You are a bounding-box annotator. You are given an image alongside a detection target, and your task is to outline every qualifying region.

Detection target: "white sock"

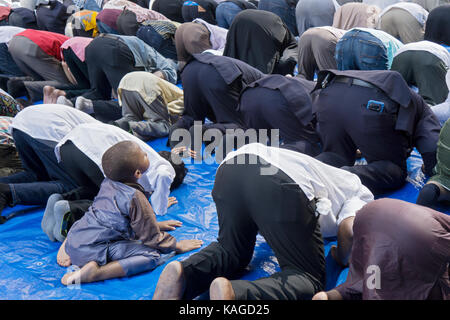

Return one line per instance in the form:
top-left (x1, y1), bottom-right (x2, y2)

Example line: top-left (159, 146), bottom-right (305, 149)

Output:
top-left (75, 96), bottom-right (94, 114)
top-left (56, 95), bottom-right (74, 107)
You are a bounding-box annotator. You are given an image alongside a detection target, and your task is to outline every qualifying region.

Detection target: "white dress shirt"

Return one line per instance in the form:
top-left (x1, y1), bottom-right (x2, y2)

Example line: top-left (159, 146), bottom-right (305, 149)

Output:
top-left (10, 104), bottom-right (99, 143)
top-left (55, 123), bottom-right (175, 216)
top-left (222, 143), bottom-right (374, 238)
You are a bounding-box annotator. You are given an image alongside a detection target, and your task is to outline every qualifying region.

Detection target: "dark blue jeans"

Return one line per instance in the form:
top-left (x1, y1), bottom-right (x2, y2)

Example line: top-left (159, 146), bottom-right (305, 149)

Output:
top-left (335, 29), bottom-right (389, 71)
top-left (0, 43), bottom-right (25, 77)
top-left (96, 21), bottom-right (119, 35)
top-left (0, 129), bottom-right (78, 206)
top-left (258, 0), bottom-right (298, 36)
top-left (216, 2), bottom-right (242, 29)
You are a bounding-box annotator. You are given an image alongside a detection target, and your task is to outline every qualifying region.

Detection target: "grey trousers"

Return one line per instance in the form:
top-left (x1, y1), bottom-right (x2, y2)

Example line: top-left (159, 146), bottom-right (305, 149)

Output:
top-left (8, 36), bottom-right (69, 83)
top-left (297, 28), bottom-right (339, 81)
top-left (115, 90), bottom-right (172, 141)
top-left (379, 8), bottom-right (424, 44)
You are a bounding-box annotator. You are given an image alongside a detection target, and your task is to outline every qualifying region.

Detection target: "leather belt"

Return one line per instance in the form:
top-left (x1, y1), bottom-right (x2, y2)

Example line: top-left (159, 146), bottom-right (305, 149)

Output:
top-left (333, 76), bottom-right (376, 89)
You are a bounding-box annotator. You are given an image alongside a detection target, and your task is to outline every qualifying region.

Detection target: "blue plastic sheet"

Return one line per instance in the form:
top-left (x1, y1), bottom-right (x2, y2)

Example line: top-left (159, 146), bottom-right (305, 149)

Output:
top-left (0, 138), bottom-right (448, 299)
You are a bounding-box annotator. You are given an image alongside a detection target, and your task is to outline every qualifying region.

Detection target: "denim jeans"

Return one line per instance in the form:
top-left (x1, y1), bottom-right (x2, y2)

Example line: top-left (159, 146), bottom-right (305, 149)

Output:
top-left (259, 0), bottom-right (298, 36)
top-left (431, 101), bottom-right (450, 127)
top-left (96, 21), bottom-right (119, 35)
top-left (216, 2), bottom-right (242, 29)
top-left (335, 29), bottom-right (389, 71)
top-left (0, 129), bottom-right (78, 206)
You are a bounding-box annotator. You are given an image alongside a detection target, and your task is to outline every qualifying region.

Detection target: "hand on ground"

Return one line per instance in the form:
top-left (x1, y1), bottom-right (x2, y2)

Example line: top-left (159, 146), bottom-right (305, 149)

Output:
top-left (159, 219), bottom-right (182, 231)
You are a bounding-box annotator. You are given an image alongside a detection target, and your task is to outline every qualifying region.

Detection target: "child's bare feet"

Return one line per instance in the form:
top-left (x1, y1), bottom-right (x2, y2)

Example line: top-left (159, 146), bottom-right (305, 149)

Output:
top-left (61, 261), bottom-right (99, 286)
top-left (153, 261), bottom-right (185, 300)
top-left (57, 239), bottom-right (71, 267)
top-left (175, 239), bottom-right (203, 253)
top-left (43, 86), bottom-right (55, 104)
top-left (210, 277), bottom-right (236, 300)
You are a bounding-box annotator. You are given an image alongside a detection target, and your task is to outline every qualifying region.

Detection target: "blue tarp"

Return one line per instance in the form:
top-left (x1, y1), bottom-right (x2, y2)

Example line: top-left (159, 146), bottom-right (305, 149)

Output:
top-left (0, 137), bottom-right (448, 299)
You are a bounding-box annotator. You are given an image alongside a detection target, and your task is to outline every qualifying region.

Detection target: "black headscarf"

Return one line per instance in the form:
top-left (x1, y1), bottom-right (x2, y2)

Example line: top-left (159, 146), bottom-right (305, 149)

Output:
top-left (152, 0), bottom-right (184, 23)
top-left (424, 4), bottom-right (450, 46)
top-left (223, 9), bottom-right (297, 75)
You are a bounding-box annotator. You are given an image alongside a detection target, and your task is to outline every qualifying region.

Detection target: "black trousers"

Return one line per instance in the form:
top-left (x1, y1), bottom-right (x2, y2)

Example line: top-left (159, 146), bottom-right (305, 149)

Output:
top-left (181, 155), bottom-right (325, 300)
top-left (169, 59), bottom-right (247, 149)
top-left (59, 47), bottom-right (90, 98)
top-left (239, 86), bottom-right (321, 156)
top-left (59, 140), bottom-right (104, 201)
top-left (83, 36), bottom-right (144, 101)
top-left (315, 81), bottom-right (409, 195)
top-left (59, 140), bottom-right (105, 228)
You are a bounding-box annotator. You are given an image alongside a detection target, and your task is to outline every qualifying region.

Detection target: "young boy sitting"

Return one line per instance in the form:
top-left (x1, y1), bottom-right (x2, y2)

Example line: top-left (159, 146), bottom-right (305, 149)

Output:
top-left (58, 141), bottom-right (203, 285)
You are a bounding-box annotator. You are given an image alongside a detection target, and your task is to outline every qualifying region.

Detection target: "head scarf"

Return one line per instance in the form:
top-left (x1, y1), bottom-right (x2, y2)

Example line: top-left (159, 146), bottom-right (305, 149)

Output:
top-left (175, 21), bottom-right (211, 69)
top-left (223, 9), bottom-right (288, 74)
top-left (332, 3), bottom-right (381, 29)
top-left (424, 4), bottom-right (450, 46)
top-left (152, 0), bottom-right (185, 23)
top-left (335, 198), bottom-right (450, 300)
top-left (429, 118), bottom-right (450, 190)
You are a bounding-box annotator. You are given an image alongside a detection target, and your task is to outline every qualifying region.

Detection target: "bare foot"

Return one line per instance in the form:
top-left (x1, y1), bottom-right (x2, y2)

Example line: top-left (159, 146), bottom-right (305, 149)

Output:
top-left (153, 261), bottom-right (185, 300)
top-left (312, 292), bottom-right (329, 300)
top-left (51, 89), bottom-right (66, 104)
top-left (57, 239), bottom-right (71, 267)
top-left (210, 277), bottom-right (235, 300)
top-left (175, 239), bottom-right (203, 253)
top-left (43, 86), bottom-right (55, 104)
top-left (61, 261), bottom-right (99, 286)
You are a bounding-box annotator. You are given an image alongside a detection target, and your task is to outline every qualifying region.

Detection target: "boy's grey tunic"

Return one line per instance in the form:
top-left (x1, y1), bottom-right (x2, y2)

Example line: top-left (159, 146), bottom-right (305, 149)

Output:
top-left (66, 178), bottom-right (176, 275)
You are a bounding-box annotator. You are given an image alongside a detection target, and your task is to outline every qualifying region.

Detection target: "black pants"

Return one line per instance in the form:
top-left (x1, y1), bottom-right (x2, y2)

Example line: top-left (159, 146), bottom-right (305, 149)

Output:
top-left (59, 140), bottom-right (104, 201)
top-left (239, 86), bottom-right (321, 156)
top-left (59, 47), bottom-right (90, 98)
top-left (391, 50), bottom-right (449, 106)
top-left (181, 155), bottom-right (325, 300)
top-left (169, 59), bottom-right (246, 149)
top-left (315, 80), bottom-right (409, 195)
top-left (83, 36), bottom-right (144, 101)
top-left (59, 140), bottom-right (104, 228)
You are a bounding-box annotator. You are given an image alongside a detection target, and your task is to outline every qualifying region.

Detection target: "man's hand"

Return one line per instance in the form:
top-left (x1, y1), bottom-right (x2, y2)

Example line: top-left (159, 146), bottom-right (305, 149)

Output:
top-left (167, 196), bottom-right (178, 208)
top-left (158, 219), bottom-right (183, 231)
top-left (175, 239), bottom-right (203, 253)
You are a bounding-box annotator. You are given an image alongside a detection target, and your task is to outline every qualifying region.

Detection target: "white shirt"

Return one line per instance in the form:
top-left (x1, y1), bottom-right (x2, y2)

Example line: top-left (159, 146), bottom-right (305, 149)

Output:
top-left (379, 2), bottom-right (429, 26)
top-left (222, 143), bottom-right (374, 238)
top-left (10, 104), bottom-right (99, 143)
top-left (0, 26), bottom-right (25, 45)
top-left (394, 41), bottom-right (450, 97)
top-left (55, 123), bottom-right (175, 216)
